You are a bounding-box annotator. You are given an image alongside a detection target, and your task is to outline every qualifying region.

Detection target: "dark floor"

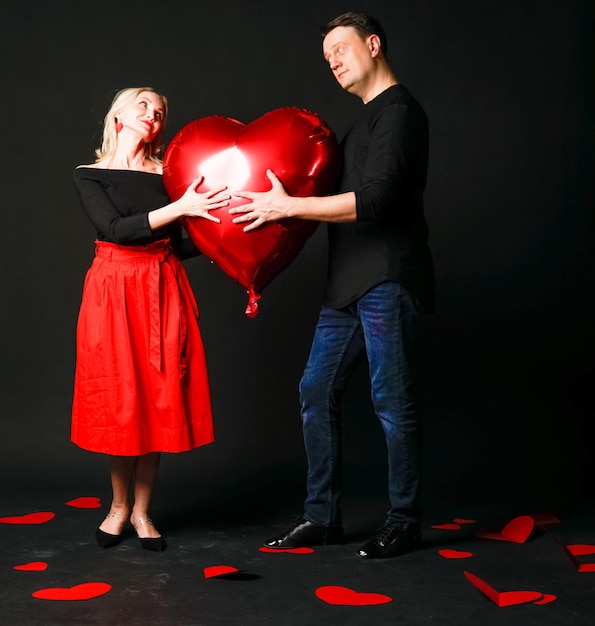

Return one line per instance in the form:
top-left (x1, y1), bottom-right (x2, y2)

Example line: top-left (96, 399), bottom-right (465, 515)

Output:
top-left (1, 471), bottom-right (594, 626)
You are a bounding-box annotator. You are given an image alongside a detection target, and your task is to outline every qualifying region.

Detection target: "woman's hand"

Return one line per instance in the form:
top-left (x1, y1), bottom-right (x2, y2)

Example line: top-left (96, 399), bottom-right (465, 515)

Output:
top-left (176, 176), bottom-right (230, 223)
top-left (230, 170), bottom-right (292, 232)
top-left (148, 176), bottom-right (230, 231)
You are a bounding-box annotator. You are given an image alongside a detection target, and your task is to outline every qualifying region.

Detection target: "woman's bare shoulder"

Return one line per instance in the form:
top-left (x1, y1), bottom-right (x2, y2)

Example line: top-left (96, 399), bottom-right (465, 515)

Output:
top-left (76, 162), bottom-right (107, 169)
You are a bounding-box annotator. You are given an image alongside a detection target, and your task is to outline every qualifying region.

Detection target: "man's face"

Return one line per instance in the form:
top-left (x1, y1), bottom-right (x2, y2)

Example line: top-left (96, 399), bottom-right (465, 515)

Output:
top-left (322, 26), bottom-right (375, 95)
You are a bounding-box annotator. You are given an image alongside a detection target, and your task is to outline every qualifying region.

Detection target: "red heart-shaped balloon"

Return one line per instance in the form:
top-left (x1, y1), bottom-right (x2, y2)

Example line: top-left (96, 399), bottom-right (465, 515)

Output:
top-left (315, 585), bottom-right (392, 606)
top-left (163, 107), bottom-right (342, 316)
top-left (32, 582), bottom-right (112, 601)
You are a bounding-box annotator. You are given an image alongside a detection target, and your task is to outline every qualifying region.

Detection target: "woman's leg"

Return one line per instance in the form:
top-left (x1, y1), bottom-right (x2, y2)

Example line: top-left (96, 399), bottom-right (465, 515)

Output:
top-left (99, 455), bottom-right (135, 535)
top-left (130, 452), bottom-right (162, 539)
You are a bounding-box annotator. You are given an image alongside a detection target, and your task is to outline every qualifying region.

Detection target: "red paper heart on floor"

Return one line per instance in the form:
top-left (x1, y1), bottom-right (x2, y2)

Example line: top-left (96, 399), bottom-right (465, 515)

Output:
top-left (315, 585), bottom-right (392, 606)
top-left (439, 549), bottom-right (473, 559)
top-left (567, 544), bottom-right (595, 557)
top-left (163, 107), bottom-right (342, 317)
top-left (534, 594), bottom-right (558, 605)
top-left (259, 546), bottom-right (314, 554)
top-left (464, 571), bottom-right (549, 607)
top-left (499, 515), bottom-right (535, 542)
top-left (0, 512), bottom-right (55, 525)
top-left (432, 523), bottom-right (461, 531)
top-left (497, 590), bottom-right (545, 607)
top-left (65, 497), bottom-right (101, 509)
top-left (453, 518), bottom-right (476, 525)
top-left (563, 544), bottom-right (595, 573)
top-left (577, 563), bottom-right (595, 573)
top-left (14, 562), bottom-right (48, 571)
top-left (32, 582), bottom-right (111, 601)
top-left (530, 513), bottom-right (560, 526)
top-left (476, 515), bottom-right (534, 543)
top-left (204, 565), bottom-right (239, 579)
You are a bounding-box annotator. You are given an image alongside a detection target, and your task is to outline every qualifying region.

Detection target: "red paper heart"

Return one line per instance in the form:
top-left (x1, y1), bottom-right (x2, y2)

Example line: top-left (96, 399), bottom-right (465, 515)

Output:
top-left (476, 515), bottom-right (534, 543)
top-left (259, 546), bottom-right (314, 554)
top-left (204, 565), bottom-right (239, 579)
top-left (163, 107), bottom-right (342, 317)
top-left (534, 594), bottom-right (558, 605)
top-left (567, 544), bottom-right (595, 557)
top-left (65, 497), bottom-right (101, 509)
top-left (497, 590), bottom-right (545, 607)
top-left (530, 513), bottom-right (560, 526)
top-left (464, 571), bottom-right (550, 607)
top-left (564, 544), bottom-right (595, 573)
top-left (0, 512), bottom-right (55, 525)
top-left (432, 523), bottom-right (461, 531)
top-left (453, 518), bottom-right (476, 525)
top-left (577, 563), bottom-right (595, 573)
top-left (315, 585), bottom-right (392, 606)
top-left (499, 515), bottom-right (535, 542)
top-left (14, 562), bottom-right (48, 571)
top-left (32, 582), bottom-right (111, 601)
top-left (439, 549), bottom-right (473, 559)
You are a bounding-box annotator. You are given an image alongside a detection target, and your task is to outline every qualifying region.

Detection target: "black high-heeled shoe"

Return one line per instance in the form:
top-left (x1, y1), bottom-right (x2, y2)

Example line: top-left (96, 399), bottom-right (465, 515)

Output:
top-left (95, 526), bottom-right (123, 549)
top-left (139, 536), bottom-right (167, 552)
top-left (132, 516), bottom-right (167, 552)
top-left (95, 510), bottom-right (126, 549)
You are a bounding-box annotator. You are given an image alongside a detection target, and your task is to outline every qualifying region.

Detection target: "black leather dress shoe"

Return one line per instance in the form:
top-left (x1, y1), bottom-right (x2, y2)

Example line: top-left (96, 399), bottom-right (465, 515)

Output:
top-left (263, 518), bottom-right (344, 549)
top-left (356, 522), bottom-right (421, 559)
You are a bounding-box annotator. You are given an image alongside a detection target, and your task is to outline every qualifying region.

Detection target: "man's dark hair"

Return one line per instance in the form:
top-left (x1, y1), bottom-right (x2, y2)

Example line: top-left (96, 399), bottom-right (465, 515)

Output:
top-left (320, 11), bottom-right (388, 57)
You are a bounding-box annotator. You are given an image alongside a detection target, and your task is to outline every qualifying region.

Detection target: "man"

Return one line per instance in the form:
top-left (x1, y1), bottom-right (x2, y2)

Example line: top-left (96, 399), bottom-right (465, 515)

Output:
top-left (231, 11), bottom-right (434, 559)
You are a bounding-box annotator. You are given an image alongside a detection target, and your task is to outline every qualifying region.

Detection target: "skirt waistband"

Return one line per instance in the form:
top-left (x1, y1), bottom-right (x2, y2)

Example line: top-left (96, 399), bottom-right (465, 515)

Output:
top-left (95, 239), bottom-right (173, 261)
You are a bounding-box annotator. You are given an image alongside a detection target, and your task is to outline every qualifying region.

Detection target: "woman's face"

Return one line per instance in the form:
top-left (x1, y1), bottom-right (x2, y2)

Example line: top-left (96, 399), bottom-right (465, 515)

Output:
top-left (118, 91), bottom-right (165, 142)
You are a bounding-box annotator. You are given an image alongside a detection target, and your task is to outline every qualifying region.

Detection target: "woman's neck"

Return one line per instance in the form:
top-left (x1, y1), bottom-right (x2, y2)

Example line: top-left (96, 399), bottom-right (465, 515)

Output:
top-left (108, 138), bottom-right (159, 172)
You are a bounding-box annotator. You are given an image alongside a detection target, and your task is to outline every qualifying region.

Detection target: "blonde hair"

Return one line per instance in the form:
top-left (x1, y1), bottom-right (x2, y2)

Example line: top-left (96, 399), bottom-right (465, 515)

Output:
top-left (95, 87), bottom-right (169, 165)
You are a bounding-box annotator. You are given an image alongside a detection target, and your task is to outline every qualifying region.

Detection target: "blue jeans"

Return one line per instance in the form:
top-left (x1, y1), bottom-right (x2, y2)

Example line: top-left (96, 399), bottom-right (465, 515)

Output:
top-left (299, 281), bottom-right (424, 527)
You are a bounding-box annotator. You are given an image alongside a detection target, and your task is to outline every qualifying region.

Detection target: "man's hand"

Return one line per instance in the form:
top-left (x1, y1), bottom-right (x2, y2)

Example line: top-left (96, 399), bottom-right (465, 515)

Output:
top-left (230, 170), bottom-right (292, 232)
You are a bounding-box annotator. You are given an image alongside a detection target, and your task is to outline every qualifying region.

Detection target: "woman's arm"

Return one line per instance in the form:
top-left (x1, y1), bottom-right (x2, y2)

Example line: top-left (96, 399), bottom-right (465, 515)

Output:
top-left (148, 177), bottom-right (229, 230)
top-left (74, 171), bottom-right (229, 243)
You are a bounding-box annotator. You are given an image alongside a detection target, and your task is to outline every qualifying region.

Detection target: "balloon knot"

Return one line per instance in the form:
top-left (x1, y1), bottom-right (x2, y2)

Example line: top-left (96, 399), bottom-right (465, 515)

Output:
top-left (245, 291), bottom-right (261, 318)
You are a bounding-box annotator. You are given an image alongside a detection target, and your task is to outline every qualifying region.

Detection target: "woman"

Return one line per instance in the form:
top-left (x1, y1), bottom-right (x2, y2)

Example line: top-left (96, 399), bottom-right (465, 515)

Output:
top-left (72, 87), bottom-right (229, 551)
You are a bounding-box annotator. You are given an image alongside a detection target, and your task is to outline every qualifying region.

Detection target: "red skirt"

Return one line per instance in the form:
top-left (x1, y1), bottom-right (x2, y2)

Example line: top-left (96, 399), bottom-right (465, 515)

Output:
top-left (71, 240), bottom-right (214, 455)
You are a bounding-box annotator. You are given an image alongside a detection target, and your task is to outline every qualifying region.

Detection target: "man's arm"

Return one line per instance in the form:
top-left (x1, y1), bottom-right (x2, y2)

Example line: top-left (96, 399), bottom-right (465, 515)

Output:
top-left (230, 169), bottom-right (356, 232)
top-left (355, 102), bottom-right (426, 223)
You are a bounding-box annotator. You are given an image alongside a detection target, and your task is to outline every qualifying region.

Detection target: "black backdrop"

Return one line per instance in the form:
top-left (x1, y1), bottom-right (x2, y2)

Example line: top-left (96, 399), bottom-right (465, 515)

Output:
top-left (1, 0), bottom-right (593, 515)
